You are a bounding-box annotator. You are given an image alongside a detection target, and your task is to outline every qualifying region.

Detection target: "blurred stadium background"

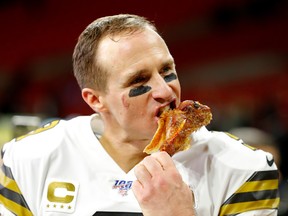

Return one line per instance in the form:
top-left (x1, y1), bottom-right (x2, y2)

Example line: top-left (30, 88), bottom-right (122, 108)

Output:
top-left (0, 0), bottom-right (287, 180)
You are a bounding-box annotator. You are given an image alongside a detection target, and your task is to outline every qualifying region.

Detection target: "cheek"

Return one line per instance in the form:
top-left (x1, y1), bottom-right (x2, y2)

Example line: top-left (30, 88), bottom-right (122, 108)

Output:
top-left (121, 94), bottom-right (145, 117)
top-left (173, 81), bottom-right (181, 101)
top-left (121, 95), bottom-right (130, 109)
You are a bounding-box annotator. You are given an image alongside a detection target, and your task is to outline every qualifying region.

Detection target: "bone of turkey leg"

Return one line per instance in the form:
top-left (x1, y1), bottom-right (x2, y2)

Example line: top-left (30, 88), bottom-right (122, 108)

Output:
top-left (143, 100), bottom-right (212, 156)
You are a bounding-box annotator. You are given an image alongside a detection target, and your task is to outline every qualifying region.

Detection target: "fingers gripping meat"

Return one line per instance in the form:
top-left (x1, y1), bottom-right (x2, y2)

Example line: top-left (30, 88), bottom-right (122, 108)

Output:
top-left (144, 100), bottom-right (212, 156)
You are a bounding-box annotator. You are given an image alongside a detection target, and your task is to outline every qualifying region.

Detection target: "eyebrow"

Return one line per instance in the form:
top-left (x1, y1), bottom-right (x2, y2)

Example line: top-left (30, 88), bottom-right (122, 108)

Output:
top-left (161, 58), bottom-right (176, 69)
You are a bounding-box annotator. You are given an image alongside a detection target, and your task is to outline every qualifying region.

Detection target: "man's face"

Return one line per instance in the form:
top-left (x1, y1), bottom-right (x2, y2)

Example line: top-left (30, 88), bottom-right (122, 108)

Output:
top-left (97, 28), bottom-right (181, 141)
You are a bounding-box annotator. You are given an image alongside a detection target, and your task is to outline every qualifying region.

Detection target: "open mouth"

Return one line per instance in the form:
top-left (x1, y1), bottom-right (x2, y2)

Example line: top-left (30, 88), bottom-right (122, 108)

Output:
top-left (156, 100), bottom-right (176, 117)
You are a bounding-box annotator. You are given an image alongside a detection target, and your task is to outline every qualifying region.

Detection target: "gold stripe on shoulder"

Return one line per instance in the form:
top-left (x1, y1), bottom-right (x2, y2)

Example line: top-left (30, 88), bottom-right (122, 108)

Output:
top-left (0, 194), bottom-right (33, 216)
top-left (224, 132), bottom-right (257, 150)
top-left (219, 198), bottom-right (280, 216)
top-left (0, 164), bottom-right (32, 214)
top-left (236, 179), bottom-right (278, 193)
top-left (16, 119), bottom-right (60, 141)
top-left (0, 167), bottom-right (22, 194)
top-left (219, 170), bottom-right (280, 215)
top-left (243, 143), bottom-right (257, 151)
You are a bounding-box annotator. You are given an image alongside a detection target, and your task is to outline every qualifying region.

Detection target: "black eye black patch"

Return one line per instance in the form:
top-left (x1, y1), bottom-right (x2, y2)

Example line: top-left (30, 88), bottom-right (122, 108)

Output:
top-left (164, 73), bottom-right (177, 83)
top-left (129, 85), bottom-right (152, 97)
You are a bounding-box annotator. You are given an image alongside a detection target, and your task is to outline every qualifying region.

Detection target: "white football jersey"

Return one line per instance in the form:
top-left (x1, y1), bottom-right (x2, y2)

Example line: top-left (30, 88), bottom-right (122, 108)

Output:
top-left (0, 114), bottom-right (279, 216)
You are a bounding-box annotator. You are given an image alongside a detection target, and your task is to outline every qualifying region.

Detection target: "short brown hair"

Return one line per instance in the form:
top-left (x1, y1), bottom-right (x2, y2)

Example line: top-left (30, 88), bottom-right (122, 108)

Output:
top-left (72, 14), bottom-right (157, 92)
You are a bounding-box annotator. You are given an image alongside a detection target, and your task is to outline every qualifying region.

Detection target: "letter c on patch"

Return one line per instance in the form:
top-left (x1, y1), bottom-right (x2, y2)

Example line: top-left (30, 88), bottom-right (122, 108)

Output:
top-left (47, 182), bottom-right (75, 203)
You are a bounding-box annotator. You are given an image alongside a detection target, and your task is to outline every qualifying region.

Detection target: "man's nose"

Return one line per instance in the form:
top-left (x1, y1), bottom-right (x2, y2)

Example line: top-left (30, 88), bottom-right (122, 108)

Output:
top-left (151, 75), bottom-right (174, 103)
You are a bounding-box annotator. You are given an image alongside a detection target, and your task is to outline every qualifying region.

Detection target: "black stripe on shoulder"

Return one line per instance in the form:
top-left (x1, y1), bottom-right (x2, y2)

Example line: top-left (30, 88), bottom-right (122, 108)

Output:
top-left (0, 186), bottom-right (30, 209)
top-left (0, 163), bottom-right (31, 211)
top-left (219, 170), bottom-right (280, 215)
top-left (1, 163), bottom-right (14, 180)
top-left (1, 148), bottom-right (4, 159)
top-left (222, 189), bottom-right (278, 205)
top-left (248, 170), bottom-right (279, 181)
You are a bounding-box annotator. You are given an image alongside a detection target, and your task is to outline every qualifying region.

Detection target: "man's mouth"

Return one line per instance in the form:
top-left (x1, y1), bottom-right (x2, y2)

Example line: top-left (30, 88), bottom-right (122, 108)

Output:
top-left (156, 101), bottom-right (176, 117)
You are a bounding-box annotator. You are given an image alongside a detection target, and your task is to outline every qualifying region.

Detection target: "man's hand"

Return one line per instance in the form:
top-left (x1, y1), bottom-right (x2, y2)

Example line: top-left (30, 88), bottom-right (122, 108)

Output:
top-left (132, 151), bottom-right (195, 216)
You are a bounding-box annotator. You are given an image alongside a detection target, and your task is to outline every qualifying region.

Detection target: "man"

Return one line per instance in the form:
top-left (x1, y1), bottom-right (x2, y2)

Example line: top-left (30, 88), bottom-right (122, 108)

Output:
top-left (0, 14), bottom-right (279, 215)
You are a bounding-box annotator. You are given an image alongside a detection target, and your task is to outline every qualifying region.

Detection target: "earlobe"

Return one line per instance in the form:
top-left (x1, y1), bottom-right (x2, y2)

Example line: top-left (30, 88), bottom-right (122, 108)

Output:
top-left (82, 88), bottom-right (105, 112)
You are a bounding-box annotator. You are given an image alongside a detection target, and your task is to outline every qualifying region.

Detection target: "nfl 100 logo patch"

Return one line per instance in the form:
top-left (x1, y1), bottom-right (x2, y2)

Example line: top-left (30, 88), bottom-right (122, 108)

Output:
top-left (112, 180), bottom-right (133, 196)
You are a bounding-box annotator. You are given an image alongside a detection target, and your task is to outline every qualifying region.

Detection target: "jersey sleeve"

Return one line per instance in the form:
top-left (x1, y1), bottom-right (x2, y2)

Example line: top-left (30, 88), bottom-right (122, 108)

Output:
top-left (219, 169), bottom-right (279, 215)
top-left (0, 119), bottom-right (62, 216)
top-left (0, 150), bottom-right (33, 216)
top-left (217, 133), bottom-right (280, 216)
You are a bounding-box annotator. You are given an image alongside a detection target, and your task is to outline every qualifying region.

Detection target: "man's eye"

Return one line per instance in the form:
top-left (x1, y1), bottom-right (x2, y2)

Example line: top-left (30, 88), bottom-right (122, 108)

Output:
top-left (131, 76), bottom-right (147, 85)
top-left (162, 66), bottom-right (172, 73)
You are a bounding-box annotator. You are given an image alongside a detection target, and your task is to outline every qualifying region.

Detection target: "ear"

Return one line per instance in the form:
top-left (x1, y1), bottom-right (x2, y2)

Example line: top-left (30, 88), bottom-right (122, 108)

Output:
top-left (82, 88), bottom-right (106, 113)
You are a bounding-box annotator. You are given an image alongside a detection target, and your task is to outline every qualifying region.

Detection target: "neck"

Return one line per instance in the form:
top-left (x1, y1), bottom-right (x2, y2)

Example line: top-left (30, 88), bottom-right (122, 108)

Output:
top-left (99, 135), bottom-right (148, 173)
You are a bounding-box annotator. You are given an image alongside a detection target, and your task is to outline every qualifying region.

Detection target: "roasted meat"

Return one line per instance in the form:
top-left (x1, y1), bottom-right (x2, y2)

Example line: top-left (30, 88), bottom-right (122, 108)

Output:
top-left (144, 100), bottom-right (212, 156)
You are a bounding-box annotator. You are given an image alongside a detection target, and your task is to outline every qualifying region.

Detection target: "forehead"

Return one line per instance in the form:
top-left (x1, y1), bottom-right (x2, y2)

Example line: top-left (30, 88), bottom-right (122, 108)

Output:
top-left (96, 28), bottom-right (172, 78)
